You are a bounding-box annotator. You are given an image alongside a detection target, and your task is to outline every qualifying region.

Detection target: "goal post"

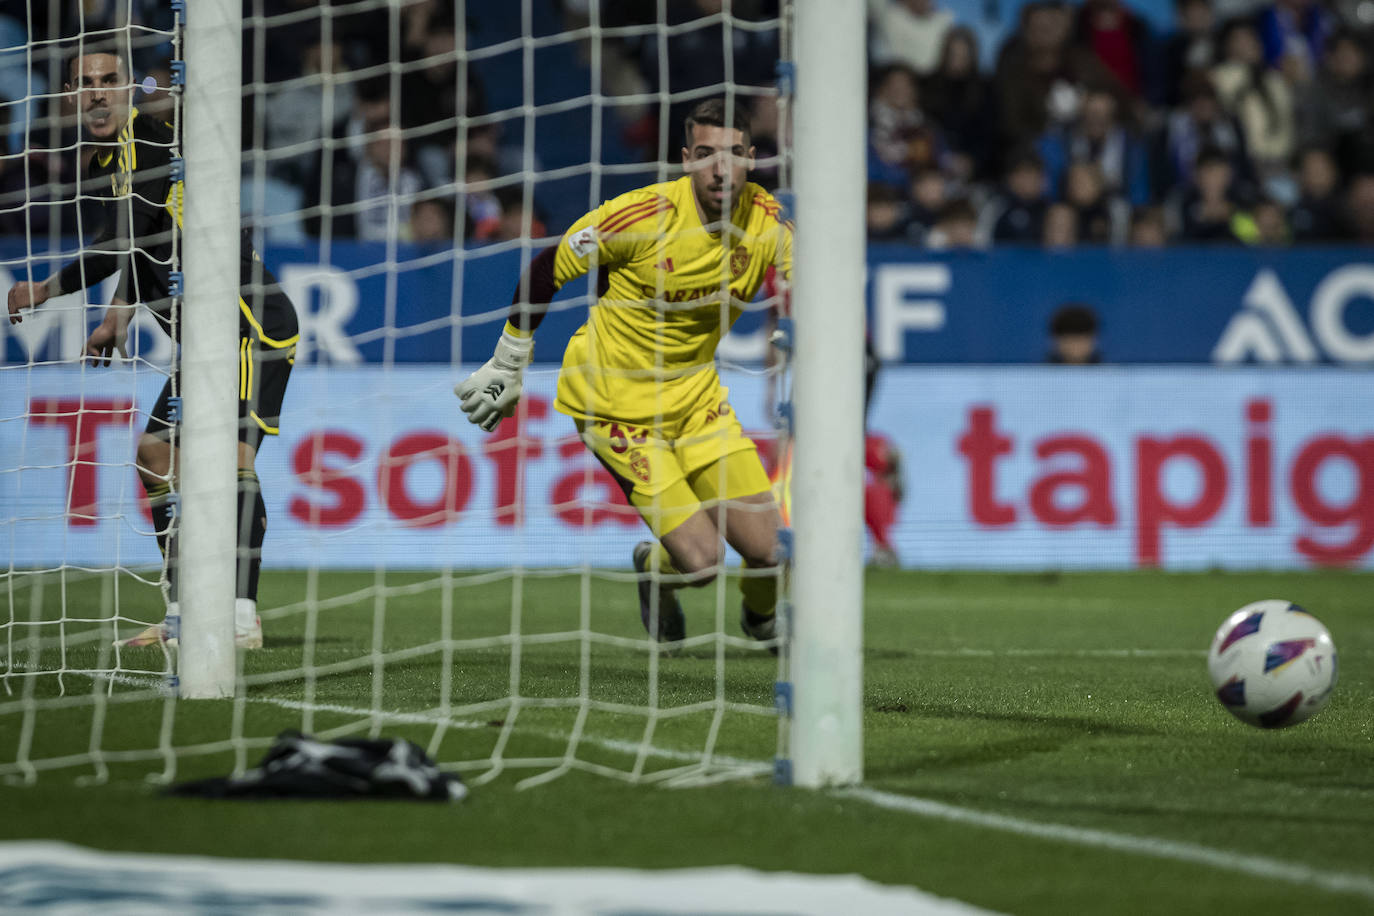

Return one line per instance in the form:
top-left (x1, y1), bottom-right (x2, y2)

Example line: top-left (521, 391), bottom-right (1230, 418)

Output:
top-left (788, 0), bottom-right (866, 788)
top-left (177, 0), bottom-right (242, 698)
top-left (1, 0), bottom-right (867, 788)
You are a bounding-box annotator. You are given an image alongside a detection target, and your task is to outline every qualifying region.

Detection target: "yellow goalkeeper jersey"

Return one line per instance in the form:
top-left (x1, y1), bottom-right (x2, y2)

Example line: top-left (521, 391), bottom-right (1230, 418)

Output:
top-left (548, 175), bottom-right (792, 426)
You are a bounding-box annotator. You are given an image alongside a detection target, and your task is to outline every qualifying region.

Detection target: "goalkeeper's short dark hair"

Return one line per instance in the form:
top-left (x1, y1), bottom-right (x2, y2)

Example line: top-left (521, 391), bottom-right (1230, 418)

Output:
top-left (684, 98), bottom-right (752, 146)
top-left (64, 39), bottom-right (132, 85)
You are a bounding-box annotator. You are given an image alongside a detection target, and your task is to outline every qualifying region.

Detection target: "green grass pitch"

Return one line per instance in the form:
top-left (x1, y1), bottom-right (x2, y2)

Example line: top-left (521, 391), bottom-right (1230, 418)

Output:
top-left (2, 568), bottom-right (1372, 915)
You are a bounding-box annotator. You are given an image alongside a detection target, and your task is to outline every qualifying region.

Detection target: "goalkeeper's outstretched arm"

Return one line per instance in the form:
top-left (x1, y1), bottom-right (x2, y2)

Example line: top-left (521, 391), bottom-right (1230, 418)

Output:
top-left (455, 246), bottom-right (563, 431)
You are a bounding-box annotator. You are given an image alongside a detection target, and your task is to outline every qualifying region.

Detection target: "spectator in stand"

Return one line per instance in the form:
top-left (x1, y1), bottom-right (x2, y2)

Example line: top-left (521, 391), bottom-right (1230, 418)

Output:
top-left (264, 38), bottom-right (353, 187)
top-left (1159, 0), bottom-right (1220, 107)
top-left (473, 185), bottom-right (547, 244)
top-left (981, 149), bottom-right (1050, 243)
top-left (868, 0), bottom-right (955, 77)
top-left (866, 183), bottom-right (912, 241)
top-left (868, 63), bottom-right (936, 188)
top-left (462, 155), bottom-right (504, 231)
top-left (1177, 145), bottom-right (1245, 241)
top-left (1289, 147), bottom-right (1348, 241)
top-left (1210, 19), bottom-right (1295, 182)
top-left (1062, 160), bottom-right (1129, 243)
top-left (1037, 84), bottom-right (1152, 206)
top-left (1255, 0), bottom-right (1333, 79)
top-left (1047, 303), bottom-right (1102, 363)
top-left (1158, 70), bottom-right (1255, 191)
top-left (409, 196), bottom-right (457, 243)
top-left (927, 197), bottom-right (980, 248)
top-left (1345, 173), bottom-right (1374, 243)
top-left (1296, 30), bottom-right (1371, 178)
top-left (749, 92), bottom-right (783, 191)
top-left (868, 63), bottom-right (945, 189)
top-left (306, 101), bottom-right (424, 239)
top-left (643, 0), bottom-right (779, 139)
top-left (922, 27), bottom-right (993, 181)
top-left (1128, 205), bottom-right (1170, 245)
top-left (0, 139), bottom-right (54, 236)
top-left (1074, 0), bottom-right (1151, 100)
top-left (993, 1), bottom-right (1120, 157)
top-left (1234, 196), bottom-right (1291, 244)
top-left (907, 166), bottom-right (948, 243)
top-left (1043, 201), bottom-right (1080, 247)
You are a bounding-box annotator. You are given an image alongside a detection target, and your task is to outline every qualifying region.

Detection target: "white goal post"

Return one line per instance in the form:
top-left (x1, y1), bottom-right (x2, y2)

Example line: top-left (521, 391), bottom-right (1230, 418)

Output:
top-left (177, 0), bottom-right (243, 699)
top-left (1, 0), bottom-right (866, 789)
top-left (788, 0), bottom-right (865, 788)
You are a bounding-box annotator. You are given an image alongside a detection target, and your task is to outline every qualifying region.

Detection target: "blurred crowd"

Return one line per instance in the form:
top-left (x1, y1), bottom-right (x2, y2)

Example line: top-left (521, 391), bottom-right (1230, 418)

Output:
top-left (0, 0), bottom-right (1370, 247)
top-left (861, 0), bottom-right (1374, 247)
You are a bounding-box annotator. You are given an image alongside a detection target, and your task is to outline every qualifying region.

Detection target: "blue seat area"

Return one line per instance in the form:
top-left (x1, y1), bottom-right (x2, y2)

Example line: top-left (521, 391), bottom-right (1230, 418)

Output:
top-left (241, 176), bottom-right (306, 245)
top-left (467, 0), bottom-right (645, 232)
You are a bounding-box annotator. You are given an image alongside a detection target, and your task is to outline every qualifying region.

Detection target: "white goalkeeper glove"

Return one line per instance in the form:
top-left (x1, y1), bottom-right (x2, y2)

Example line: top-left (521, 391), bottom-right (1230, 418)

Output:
top-left (455, 328), bottom-right (533, 432)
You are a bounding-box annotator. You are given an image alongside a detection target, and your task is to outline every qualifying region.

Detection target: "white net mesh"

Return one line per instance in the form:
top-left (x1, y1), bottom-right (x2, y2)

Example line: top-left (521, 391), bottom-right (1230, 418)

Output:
top-left (2, 0), bottom-right (799, 789)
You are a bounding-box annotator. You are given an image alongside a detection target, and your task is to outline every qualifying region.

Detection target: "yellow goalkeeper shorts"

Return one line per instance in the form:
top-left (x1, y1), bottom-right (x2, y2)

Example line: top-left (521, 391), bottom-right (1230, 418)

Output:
top-left (578, 392), bottom-right (771, 537)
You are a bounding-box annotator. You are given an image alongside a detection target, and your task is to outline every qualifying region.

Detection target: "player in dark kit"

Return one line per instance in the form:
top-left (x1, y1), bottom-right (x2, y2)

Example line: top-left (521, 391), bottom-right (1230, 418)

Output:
top-left (7, 44), bottom-right (298, 649)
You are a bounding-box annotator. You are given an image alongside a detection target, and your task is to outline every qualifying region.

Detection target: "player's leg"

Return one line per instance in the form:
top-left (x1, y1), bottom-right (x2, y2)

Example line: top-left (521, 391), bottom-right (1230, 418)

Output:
top-left (688, 454), bottom-right (782, 643)
top-left (115, 379), bottom-right (180, 647)
top-left (235, 310), bottom-right (297, 648)
top-left (579, 420), bottom-right (722, 643)
top-left (678, 403), bottom-right (782, 644)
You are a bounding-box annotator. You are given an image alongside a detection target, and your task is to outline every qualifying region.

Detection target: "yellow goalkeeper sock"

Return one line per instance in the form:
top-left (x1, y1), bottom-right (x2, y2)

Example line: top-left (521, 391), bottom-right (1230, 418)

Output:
top-left (652, 543), bottom-right (681, 579)
top-left (738, 561), bottom-right (778, 618)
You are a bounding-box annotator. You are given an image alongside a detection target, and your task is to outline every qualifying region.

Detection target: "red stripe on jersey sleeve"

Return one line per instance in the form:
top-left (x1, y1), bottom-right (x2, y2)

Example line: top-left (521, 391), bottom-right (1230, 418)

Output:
top-left (599, 198), bottom-right (666, 234)
top-left (602, 199), bottom-right (673, 237)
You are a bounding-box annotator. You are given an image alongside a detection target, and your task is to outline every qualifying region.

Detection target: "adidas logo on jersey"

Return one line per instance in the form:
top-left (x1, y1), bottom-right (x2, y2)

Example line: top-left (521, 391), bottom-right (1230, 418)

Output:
top-left (654, 257), bottom-right (675, 272)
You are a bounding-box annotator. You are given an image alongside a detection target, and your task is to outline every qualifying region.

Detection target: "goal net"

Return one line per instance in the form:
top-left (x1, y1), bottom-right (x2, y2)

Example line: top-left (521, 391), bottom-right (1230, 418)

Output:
top-left (1, 0), bottom-right (865, 789)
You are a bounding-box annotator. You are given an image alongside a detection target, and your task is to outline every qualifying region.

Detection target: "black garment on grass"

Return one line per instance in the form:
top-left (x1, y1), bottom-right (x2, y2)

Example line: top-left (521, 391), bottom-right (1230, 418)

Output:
top-left (166, 731), bottom-right (467, 802)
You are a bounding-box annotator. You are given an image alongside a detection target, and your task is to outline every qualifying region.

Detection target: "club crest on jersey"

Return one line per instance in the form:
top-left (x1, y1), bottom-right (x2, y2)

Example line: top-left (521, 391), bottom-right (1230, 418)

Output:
top-left (628, 448), bottom-right (651, 483)
top-left (567, 227), bottom-right (597, 258)
top-left (729, 245), bottom-right (750, 279)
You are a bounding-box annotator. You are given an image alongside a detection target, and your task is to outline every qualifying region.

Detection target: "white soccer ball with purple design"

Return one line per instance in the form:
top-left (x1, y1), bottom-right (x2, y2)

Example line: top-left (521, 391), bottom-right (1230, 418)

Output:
top-left (1207, 600), bottom-right (1338, 728)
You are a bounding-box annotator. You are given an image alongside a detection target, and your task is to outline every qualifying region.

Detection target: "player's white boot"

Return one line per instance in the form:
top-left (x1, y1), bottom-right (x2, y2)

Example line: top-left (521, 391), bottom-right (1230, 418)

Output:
top-left (235, 598), bottom-right (263, 650)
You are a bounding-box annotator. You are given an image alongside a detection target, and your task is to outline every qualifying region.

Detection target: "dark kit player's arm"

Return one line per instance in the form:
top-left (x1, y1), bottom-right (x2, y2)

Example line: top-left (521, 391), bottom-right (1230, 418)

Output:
top-left (46, 164), bottom-right (174, 300)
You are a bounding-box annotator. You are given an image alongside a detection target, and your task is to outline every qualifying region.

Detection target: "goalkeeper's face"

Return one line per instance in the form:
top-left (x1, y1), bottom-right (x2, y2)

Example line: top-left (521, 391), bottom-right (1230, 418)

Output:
top-left (68, 54), bottom-right (131, 141)
top-left (683, 125), bottom-right (755, 222)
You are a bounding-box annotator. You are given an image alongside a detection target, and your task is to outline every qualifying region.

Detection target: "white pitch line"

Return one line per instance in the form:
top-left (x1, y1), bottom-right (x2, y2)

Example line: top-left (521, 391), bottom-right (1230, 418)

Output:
top-left (897, 648), bottom-right (1205, 658)
top-left (30, 672), bottom-right (1374, 900)
top-left (839, 787), bottom-right (1374, 901)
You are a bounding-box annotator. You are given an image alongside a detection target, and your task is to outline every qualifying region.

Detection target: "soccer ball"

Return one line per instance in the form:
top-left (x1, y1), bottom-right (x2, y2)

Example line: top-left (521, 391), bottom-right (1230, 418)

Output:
top-left (1207, 600), bottom-right (1338, 729)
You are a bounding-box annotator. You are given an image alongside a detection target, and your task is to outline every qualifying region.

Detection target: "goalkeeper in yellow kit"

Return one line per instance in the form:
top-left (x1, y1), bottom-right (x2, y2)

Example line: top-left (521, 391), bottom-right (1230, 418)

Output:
top-left (457, 98), bottom-right (790, 647)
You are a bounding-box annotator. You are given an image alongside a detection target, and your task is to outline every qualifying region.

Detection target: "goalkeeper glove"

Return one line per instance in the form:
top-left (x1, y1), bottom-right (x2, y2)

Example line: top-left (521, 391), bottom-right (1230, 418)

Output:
top-left (455, 327), bottom-right (533, 432)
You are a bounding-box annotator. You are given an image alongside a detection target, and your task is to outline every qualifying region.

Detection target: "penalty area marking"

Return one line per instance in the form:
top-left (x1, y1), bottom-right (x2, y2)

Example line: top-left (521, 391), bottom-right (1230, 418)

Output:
top-left (840, 787), bottom-right (1374, 902)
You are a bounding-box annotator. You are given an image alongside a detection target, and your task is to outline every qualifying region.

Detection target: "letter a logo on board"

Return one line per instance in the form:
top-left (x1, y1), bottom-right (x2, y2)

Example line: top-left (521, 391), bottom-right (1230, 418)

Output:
top-left (1212, 269), bottom-right (1318, 364)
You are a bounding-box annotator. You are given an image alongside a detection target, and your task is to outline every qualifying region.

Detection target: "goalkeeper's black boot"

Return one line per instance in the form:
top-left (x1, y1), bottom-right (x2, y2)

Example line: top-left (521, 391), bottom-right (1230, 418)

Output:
top-left (633, 541), bottom-right (686, 644)
top-left (740, 602), bottom-right (779, 656)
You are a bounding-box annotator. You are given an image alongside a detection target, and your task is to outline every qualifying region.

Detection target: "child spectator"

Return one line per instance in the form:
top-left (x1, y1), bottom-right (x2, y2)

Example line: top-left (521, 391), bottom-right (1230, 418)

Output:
top-left (1043, 201), bottom-right (1080, 247)
top-left (981, 149), bottom-right (1050, 243)
top-left (1063, 160), bottom-right (1129, 243)
top-left (1128, 205), bottom-right (1170, 245)
top-left (1177, 145), bottom-right (1243, 241)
